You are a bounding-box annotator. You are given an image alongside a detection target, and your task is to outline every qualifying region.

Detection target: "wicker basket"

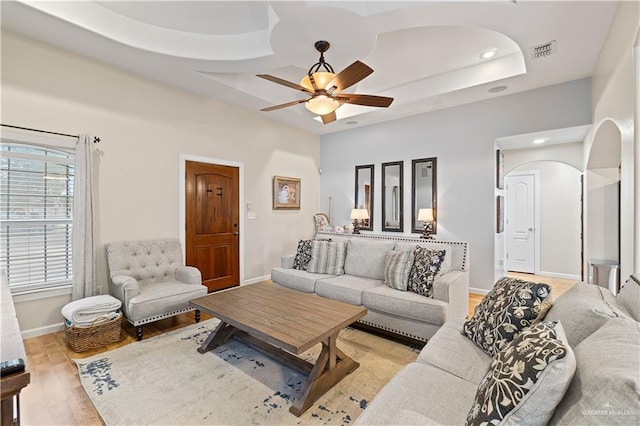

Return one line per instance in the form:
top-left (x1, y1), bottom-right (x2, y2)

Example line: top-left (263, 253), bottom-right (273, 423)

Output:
top-left (65, 314), bottom-right (122, 352)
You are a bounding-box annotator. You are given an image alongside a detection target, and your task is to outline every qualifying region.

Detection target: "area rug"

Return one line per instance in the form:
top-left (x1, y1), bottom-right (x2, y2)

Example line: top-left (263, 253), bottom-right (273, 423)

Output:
top-left (75, 319), bottom-right (420, 425)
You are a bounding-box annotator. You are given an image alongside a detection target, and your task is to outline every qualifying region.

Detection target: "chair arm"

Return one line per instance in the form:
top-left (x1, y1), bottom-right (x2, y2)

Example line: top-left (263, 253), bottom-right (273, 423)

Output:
top-left (176, 266), bottom-right (202, 285)
top-left (110, 275), bottom-right (140, 302)
top-left (281, 255), bottom-right (295, 269)
top-left (432, 271), bottom-right (469, 320)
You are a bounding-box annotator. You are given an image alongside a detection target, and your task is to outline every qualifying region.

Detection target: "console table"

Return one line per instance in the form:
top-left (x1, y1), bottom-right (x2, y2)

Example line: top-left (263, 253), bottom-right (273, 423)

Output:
top-left (1, 275), bottom-right (30, 426)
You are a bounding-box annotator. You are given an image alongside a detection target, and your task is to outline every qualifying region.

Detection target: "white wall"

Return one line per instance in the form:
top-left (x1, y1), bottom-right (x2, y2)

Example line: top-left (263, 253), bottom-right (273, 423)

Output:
top-left (320, 79), bottom-right (592, 292)
top-left (507, 162), bottom-right (582, 279)
top-left (1, 32), bottom-right (321, 335)
top-left (587, 1), bottom-right (639, 280)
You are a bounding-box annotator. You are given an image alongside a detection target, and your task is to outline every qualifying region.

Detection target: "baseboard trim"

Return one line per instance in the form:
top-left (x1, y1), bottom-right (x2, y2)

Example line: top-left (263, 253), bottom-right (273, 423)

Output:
top-left (469, 287), bottom-right (490, 296)
top-left (22, 322), bottom-right (65, 339)
top-left (243, 275), bottom-right (271, 285)
top-left (537, 271), bottom-right (581, 280)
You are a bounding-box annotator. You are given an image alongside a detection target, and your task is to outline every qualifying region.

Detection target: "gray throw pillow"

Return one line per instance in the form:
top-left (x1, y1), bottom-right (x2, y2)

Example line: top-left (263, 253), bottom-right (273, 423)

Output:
top-left (462, 277), bottom-right (553, 356)
top-left (617, 274), bottom-right (640, 321)
top-left (306, 240), bottom-right (346, 275)
top-left (292, 239), bottom-right (312, 270)
top-left (466, 321), bottom-right (575, 426)
top-left (383, 250), bottom-right (415, 291)
top-left (406, 246), bottom-right (445, 297)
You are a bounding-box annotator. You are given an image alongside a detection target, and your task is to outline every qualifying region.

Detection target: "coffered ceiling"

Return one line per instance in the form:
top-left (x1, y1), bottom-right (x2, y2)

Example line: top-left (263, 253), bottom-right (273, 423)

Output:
top-left (1, 1), bottom-right (617, 135)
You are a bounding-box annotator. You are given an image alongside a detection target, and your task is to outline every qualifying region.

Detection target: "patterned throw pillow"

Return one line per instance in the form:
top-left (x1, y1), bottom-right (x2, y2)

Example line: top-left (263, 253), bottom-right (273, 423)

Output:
top-left (292, 239), bottom-right (312, 270)
top-left (406, 246), bottom-right (445, 297)
top-left (306, 240), bottom-right (347, 275)
top-left (462, 277), bottom-right (553, 356)
top-left (383, 250), bottom-right (415, 291)
top-left (466, 321), bottom-right (575, 426)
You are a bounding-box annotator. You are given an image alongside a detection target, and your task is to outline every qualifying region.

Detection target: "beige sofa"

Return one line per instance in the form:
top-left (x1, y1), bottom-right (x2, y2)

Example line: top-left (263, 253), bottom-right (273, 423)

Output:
top-left (271, 232), bottom-right (469, 342)
top-left (355, 278), bottom-right (640, 425)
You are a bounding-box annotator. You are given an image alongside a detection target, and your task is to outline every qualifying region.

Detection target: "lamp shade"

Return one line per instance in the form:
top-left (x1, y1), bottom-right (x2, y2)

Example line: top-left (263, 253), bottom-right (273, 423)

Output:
top-left (350, 208), bottom-right (369, 220)
top-left (300, 72), bottom-right (335, 91)
top-left (305, 95), bottom-right (340, 115)
top-left (300, 72), bottom-right (341, 116)
top-left (418, 208), bottom-right (433, 222)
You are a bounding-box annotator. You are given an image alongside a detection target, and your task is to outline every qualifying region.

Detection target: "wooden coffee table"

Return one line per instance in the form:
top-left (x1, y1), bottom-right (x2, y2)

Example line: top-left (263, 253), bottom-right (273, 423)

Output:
top-left (189, 281), bottom-right (367, 416)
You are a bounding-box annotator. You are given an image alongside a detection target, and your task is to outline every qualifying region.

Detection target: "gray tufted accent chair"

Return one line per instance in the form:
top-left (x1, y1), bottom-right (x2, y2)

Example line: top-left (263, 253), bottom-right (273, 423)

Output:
top-left (106, 238), bottom-right (208, 340)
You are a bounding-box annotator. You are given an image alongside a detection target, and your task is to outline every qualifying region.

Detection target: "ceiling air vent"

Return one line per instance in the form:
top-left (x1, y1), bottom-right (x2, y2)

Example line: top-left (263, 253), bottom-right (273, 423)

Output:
top-left (531, 40), bottom-right (556, 59)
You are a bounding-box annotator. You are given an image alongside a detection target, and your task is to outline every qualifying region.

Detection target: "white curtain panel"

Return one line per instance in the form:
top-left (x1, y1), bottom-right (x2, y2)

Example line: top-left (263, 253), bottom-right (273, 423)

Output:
top-left (72, 134), bottom-right (98, 300)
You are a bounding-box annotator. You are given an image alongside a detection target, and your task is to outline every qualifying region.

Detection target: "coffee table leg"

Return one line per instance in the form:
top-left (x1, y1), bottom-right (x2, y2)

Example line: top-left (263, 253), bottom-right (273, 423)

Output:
top-left (289, 332), bottom-right (359, 417)
top-left (197, 321), bottom-right (237, 354)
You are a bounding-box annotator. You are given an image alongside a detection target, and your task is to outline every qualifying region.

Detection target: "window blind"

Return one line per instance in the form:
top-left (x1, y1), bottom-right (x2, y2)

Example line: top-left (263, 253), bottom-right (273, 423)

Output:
top-left (0, 143), bottom-right (74, 292)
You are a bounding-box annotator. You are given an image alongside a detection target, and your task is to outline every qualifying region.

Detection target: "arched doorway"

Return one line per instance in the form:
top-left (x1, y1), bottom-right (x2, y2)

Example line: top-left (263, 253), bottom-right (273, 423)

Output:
top-left (584, 119), bottom-right (622, 290)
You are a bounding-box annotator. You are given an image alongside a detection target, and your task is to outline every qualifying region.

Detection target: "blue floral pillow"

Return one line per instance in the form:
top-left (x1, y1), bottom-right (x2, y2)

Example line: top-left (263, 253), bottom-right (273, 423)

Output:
top-left (406, 246), bottom-right (445, 297)
top-left (292, 239), bottom-right (312, 270)
top-left (466, 321), bottom-right (574, 426)
top-left (462, 277), bottom-right (553, 356)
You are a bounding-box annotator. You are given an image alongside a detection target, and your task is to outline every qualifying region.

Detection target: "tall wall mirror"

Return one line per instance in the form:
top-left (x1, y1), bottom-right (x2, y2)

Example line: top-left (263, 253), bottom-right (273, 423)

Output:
top-left (355, 164), bottom-right (374, 231)
top-left (382, 161), bottom-right (403, 232)
top-left (412, 157), bottom-right (438, 234)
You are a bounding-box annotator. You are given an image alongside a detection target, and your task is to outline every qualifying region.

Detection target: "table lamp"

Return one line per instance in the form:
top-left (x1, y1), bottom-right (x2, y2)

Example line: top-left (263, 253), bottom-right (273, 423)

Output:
top-left (418, 208), bottom-right (434, 239)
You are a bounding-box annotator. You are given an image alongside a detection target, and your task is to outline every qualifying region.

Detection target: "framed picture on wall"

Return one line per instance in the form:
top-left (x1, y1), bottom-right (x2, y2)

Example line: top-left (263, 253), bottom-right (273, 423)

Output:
top-left (496, 149), bottom-right (505, 189)
top-left (273, 176), bottom-right (301, 210)
top-left (496, 195), bottom-right (504, 233)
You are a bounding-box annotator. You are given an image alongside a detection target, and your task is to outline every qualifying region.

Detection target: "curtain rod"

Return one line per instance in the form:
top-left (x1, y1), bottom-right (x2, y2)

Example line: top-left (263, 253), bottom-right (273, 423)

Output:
top-left (1, 123), bottom-right (101, 143)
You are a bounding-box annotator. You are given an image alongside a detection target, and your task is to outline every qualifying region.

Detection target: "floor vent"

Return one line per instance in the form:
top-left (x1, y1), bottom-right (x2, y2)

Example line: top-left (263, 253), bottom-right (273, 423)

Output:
top-left (531, 40), bottom-right (556, 59)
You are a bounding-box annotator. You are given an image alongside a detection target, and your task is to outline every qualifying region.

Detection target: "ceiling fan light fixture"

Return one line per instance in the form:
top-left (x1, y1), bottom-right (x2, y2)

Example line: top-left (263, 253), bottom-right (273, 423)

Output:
top-left (305, 95), bottom-right (340, 116)
top-left (300, 71), bottom-right (336, 91)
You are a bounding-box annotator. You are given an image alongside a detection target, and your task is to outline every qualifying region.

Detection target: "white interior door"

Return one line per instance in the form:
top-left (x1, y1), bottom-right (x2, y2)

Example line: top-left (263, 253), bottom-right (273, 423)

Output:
top-left (506, 174), bottom-right (535, 273)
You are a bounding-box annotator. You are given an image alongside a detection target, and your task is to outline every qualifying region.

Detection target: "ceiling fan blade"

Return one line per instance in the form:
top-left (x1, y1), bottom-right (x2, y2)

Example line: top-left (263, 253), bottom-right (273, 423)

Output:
top-left (337, 93), bottom-right (394, 108)
top-left (321, 111), bottom-right (337, 124)
top-left (260, 99), bottom-right (307, 112)
top-left (325, 61), bottom-right (373, 93)
top-left (256, 74), bottom-right (314, 94)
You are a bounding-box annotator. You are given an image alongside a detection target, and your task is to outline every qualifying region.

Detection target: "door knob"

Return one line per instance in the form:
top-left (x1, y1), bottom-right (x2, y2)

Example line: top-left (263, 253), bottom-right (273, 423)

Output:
top-left (528, 227), bottom-right (534, 231)
top-left (233, 232), bottom-right (240, 236)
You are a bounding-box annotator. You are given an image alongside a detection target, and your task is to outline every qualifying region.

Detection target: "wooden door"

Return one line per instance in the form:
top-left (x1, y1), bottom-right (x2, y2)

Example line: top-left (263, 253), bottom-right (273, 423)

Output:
top-left (186, 161), bottom-right (239, 292)
top-left (506, 174), bottom-right (535, 273)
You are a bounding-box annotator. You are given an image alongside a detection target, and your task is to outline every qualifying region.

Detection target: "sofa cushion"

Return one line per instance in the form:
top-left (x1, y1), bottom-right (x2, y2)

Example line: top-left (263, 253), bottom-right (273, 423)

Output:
top-left (467, 321), bottom-right (575, 426)
top-left (307, 240), bottom-right (347, 275)
top-left (417, 318), bottom-right (492, 385)
top-left (549, 318), bottom-right (640, 425)
top-left (395, 241), bottom-right (453, 276)
top-left (126, 281), bottom-right (207, 323)
top-left (315, 275), bottom-right (382, 306)
top-left (383, 249), bottom-right (414, 291)
top-left (407, 247), bottom-right (445, 297)
top-left (354, 362), bottom-right (477, 426)
top-left (363, 285), bottom-right (448, 325)
top-left (270, 267), bottom-right (335, 293)
top-left (292, 239), bottom-right (312, 270)
top-left (462, 277), bottom-right (553, 356)
top-left (344, 239), bottom-right (395, 280)
top-left (617, 274), bottom-right (640, 321)
top-left (545, 282), bottom-right (629, 347)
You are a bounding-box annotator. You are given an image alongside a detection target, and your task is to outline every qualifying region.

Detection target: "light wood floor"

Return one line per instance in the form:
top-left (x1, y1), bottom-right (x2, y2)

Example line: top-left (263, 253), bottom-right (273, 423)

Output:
top-left (18, 273), bottom-right (577, 425)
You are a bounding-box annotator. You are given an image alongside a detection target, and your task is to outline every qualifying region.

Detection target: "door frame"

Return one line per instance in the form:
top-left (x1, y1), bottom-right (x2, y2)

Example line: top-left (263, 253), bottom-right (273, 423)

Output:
top-left (505, 171), bottom-right (541, 274)
top-left (179, 154), bottom-right (245, 285)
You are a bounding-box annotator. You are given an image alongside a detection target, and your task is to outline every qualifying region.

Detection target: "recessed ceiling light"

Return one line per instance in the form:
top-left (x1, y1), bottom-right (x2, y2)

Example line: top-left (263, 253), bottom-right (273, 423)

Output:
top-left (488, 85), bottom-right (508, 93)
top-left (346, 121), bottom-right (358, 125)
top-left (533, 138), bottom-right (548, 144)
top-left (480, 49), bottom-right (496, 60)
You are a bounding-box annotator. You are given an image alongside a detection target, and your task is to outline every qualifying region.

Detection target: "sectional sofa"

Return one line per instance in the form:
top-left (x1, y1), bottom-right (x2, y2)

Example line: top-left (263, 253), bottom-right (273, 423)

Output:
top-left (355, 278), bottom-right (640, 425)
top-left (271, 232), bottom-right (469, 342)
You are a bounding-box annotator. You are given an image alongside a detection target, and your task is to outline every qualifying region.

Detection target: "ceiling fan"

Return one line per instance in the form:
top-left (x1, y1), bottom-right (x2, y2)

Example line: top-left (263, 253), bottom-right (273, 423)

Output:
top-left (257, 41), bottom-right (394, 124)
